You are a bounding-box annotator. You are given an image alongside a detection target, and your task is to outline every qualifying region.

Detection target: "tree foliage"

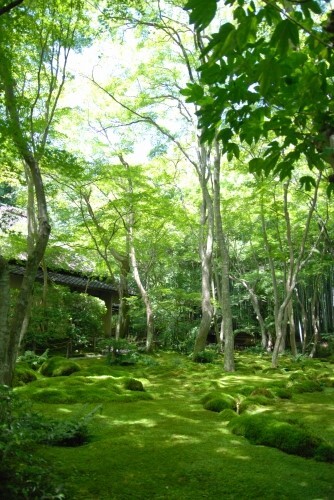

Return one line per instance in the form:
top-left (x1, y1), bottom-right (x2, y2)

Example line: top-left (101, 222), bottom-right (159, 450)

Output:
top-left (184, 0), bottom-right (334, 191)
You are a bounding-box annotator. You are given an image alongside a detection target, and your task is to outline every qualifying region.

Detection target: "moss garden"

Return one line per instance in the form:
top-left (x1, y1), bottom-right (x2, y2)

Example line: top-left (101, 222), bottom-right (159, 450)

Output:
top-left (2, 351), bottom-right (334, 499)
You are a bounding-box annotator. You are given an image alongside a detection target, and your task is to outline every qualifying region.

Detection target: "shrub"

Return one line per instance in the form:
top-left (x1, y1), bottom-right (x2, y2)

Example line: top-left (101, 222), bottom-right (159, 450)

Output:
top-left (39, 356), bottom-right (81, 377)
top-left (0, 386), bottom-right (65, 498)
top-left (193, 349), bottom-right (216, 363)
top-left (124, 378), bottom-right (145, 392)
top-left (16, 349), bottom-right (49, 370)
top-left (99, 339), bottom-right (139, 365)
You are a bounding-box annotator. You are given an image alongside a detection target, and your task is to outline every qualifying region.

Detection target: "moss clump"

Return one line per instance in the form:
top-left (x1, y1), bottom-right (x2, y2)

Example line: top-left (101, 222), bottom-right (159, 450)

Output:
top-left (238, 395), bottom-right (275, 414)
top-left (13, 364), bottom-right (38, 386)
top-left (39, 357), bottom-right (81, 377)
top-left (250, 387), bottom-right (275, 399)
top-left (203, 393), bottom-right (235, 413)
top-left (289, 380), bottom-right (323, 394)
top-left (237, 385), bottom-right (256, 396)
top-left (228, 414), bottom-right (322, 459)
top-left (219, 409), bottom-right (238, 421)
top-left (123, 378), bottom-right (145, 392)
top-left (274, 388), bottom-right (293, 399)
top-left (314, 444), bottom-right (334, 463)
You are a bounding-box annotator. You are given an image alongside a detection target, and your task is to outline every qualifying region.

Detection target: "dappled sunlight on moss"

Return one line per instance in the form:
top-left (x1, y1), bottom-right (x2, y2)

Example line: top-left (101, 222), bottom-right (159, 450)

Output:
top-left (13, 352), bottom-right (334, 499)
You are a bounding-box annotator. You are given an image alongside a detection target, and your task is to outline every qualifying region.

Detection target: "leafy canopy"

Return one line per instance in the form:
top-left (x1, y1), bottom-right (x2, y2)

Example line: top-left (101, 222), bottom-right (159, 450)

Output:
top-left (183, 0), bottom-right (334, 192)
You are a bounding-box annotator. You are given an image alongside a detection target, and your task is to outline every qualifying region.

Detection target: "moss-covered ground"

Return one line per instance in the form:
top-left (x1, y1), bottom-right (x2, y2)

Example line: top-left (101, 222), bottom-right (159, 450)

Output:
top-left (14, 351), bottom-right (334, 499)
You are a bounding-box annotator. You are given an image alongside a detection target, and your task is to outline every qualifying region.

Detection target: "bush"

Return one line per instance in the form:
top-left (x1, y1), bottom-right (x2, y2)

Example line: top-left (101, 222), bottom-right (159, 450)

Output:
top-left (193, 349), bottom-right (216, 363)
top-left (39, 356), bottom-right (81, 377)
top-left (99, 339), bottom-right (139, 365)
top-left (17, 349), bottom-right (49, 370)
top-left (124, 378), bottom-right (145, 392)
top-left (37, 406), bottom-right (100, 447)
top-left (0, 386), bottom-right (65, 498)
top-left (227, 414), bottom-right (331, 460)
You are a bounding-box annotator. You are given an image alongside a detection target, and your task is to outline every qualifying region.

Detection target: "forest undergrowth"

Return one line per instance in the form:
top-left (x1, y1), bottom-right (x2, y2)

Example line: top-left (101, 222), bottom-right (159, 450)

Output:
top-left (2, 351), bottom-right (334, 499)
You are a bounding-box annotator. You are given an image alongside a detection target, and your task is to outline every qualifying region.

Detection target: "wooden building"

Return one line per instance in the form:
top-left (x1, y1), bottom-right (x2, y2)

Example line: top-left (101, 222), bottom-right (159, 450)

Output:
top-left (9, 263), bottom-right (119, 336)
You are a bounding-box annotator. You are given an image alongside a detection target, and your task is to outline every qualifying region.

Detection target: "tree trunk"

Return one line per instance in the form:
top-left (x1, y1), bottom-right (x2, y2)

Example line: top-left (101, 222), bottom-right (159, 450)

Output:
top-left (0, 54), bottom-right (51, 386)
top-left (193, 148), bottom-right (213, 355)
top-left (129, 238), bottom-right (154, 352)
top-left (288, 299), bottom-right (297, 356)
top-left (0, 256), bottom-right (11, 385)
top-left (212, 141), bottom-right (234, 371)
top-left (115, 260), bottom-right (130, 339)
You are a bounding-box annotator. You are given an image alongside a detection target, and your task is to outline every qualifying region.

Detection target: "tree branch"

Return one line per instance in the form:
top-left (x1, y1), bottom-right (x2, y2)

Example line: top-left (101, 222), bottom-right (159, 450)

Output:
top-left (0, 0), bottom-right (24, 16)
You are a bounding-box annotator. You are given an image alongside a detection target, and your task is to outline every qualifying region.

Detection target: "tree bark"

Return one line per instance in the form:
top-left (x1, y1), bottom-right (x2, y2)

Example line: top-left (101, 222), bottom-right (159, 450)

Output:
top-left (212, 141), bottom-right (234, 371)
top-left (0, 256), bottom-right (11, 385)
top-left (0, 47), bottom-right (51, 386)
top-left (193, 147), bottom-right (214, 355)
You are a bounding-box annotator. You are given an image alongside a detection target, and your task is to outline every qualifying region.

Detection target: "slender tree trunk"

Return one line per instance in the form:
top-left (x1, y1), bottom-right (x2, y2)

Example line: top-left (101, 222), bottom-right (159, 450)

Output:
top-left (193, 148), bottom-right (213, 355)
top-left (238, 279), bottom-right (268, 350)
top-left (212, 142), bottom-right (234, 370)
top-left (310, 279), bottom-right (320, 358)
top-left (119, 154), bottom-right (155, 352)
top-left (0, 256), bottom-right (11, 385)
top-left (129, 235), bottom-right (154, 352)
top-left (288, 299), bottom-right (297, 356)
top-left (0, 55), bottom-right (51, 386)
top-left (116, 260), bottom-right (130, 339)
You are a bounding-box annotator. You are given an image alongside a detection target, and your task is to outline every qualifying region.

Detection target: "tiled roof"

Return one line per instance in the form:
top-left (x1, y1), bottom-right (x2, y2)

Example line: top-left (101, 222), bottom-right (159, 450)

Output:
top-left (9, 264), bottom-right (116, 293)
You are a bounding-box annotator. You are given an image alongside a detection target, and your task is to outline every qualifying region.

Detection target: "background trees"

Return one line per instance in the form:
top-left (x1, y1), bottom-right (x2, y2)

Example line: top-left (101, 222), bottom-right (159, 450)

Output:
top-left (1, 0), bottom-right (334, 384)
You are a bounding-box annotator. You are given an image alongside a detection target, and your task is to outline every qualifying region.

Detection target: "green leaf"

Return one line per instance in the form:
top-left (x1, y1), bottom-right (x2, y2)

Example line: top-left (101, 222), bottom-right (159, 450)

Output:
top-left (258, 59), bottom-right (282, 97)
top-left (236, 13), bottom-right (258, 49)
top-left (199, 62), bottom-right (227, 85)
top-left (184, 0), bottom-right (218, 31)
top-left (274, 161), bottom-right (294, 181)
top-left (270, 19), bottom-right (299, 56)
top-left (207, 23), bottom-right (236, 60)
top-left (249, 157), bottom-right (265, 175)
top-left (180, 83), bottom-right (204, 103)
top-left (300, 175), bottom-right (316, 191)
top-left (326, 183), bottom-right (334, 198)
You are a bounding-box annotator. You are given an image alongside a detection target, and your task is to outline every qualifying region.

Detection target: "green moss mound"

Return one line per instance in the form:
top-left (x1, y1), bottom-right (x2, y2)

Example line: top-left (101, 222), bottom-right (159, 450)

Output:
top-left (250, 387), bottom-right (275, 399)
top-left (124, 378), bottom-right (145, 391)
top-left (202, 393), bottom-right (235, 413)
top-left (228, 413), bottom-right (334, 461)
top-left (16, 375), bottom-right (152, 404)
top-left (13, 364), bottom-right (38, 386)
top-left (39, 357), bottom-right (81, 377)
top-left (274, 388), bottom-right (293, 399)
top-left (315, 444), bottom-right (334, 462)
top-left (238, 395), bottom-right (275, 413)
top-left (219, 409), bottom-right (238, 421)
top-left (289, 379), bottom-right (323, 394)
